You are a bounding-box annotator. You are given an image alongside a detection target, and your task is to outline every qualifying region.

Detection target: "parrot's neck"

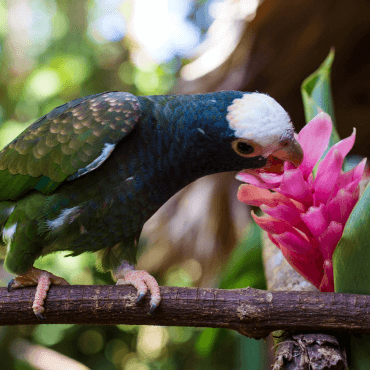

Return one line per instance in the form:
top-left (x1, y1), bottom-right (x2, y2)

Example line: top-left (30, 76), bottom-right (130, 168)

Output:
top-left (134, 92), bottom-right (245, 208)
top-left (138, 91), bottom-right (244, 141)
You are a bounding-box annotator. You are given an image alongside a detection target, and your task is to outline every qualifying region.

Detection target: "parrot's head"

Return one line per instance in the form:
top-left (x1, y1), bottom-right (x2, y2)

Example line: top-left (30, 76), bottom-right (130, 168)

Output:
top-left (226, 92), bottom-right (303, 175)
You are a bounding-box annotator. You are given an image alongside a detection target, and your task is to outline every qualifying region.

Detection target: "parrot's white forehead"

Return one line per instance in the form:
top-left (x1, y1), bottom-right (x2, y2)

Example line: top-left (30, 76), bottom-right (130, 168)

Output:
top-left (226, 93), bottom-right (293, 147)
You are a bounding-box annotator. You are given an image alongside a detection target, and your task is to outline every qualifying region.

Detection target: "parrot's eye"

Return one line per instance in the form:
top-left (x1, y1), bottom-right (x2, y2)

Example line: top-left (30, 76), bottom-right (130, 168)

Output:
top-left (237, 142), bottom-right (254, 154)
top-left (232, 139), bottom-right (261, 157)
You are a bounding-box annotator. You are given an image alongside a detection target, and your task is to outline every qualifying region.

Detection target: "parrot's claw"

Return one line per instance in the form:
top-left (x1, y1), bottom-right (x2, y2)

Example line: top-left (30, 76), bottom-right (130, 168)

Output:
top-left (7, 279), bottom-right (15, 292)
top-left (35, 312), bottom-right (46, 321)
top-left (148, 302), bottom-right (158, 315)
top-left (136, 291), bottom-right (146, 303)
top-left (116, 270), bottom-right (161, 314)
top-left (7, 267), bottom-right (69, 319)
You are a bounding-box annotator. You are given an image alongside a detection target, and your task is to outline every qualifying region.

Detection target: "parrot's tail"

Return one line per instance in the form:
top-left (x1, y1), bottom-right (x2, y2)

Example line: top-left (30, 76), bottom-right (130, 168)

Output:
top-left (0, 201), bottom-right (16, 255)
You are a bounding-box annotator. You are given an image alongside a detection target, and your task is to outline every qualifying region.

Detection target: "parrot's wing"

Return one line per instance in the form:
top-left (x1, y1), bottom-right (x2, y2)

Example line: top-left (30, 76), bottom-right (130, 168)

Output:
top-left (0, 92), bottom-right (141, 201)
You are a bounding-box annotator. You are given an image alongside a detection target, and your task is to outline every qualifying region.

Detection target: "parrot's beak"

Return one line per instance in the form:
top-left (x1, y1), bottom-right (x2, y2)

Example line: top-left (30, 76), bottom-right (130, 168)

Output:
top-left (237, 133), bottom-right (304, 177)
top-left (270, 136), bottom-right (304, 168)
top-left (257, 135), bottom-right (304, 174)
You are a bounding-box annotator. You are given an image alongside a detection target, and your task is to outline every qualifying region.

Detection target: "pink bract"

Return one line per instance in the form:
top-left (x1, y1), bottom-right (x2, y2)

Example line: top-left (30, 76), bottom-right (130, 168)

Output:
top-left (237, 112), bottom-right (366, 292)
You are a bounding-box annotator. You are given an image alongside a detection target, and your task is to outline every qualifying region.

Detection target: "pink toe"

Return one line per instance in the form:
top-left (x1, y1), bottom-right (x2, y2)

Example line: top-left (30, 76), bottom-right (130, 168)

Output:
top-left (123, 271), bottom-right (148, 295)
top-left (142, 273), bottom-right (160, 297)
top-left (33, 274), bottom-right (51, 315)
top-left (123, 270), bottom-right (161, 304)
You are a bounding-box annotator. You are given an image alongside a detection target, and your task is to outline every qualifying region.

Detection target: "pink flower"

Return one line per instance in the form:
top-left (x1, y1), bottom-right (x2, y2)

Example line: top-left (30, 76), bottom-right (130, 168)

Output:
top-left (237, 113), bottom-right (366, 292)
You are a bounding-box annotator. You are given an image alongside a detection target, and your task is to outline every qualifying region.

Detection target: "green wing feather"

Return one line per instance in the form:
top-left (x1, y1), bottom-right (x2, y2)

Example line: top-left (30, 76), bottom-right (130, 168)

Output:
top-left (0, 92), bottom-right (141, 201)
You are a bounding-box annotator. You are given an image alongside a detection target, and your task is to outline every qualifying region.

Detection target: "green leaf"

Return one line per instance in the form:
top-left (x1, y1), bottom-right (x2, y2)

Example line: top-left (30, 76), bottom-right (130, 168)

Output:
top-left (301, 48), bottom-right (340, 147)
top-left (333, 182), bottom-right (370, 294)
top-left (333, 183), bottom-right (370, 369)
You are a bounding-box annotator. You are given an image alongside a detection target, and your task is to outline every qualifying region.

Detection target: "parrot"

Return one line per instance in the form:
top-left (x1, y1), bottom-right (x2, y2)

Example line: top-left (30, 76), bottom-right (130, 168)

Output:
top-left (0, 91), bottom-right (303, 319)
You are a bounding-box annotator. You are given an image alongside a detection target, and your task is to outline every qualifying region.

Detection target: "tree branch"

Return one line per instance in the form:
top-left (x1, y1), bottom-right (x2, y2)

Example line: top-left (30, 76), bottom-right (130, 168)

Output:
top-left (1, 285), bottom-right (370, 339)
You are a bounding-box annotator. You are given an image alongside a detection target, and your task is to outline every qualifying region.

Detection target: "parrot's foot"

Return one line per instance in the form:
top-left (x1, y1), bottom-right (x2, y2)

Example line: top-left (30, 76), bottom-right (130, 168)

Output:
top-left (116, 270), bottom-right (161, 314)
top-left (7, 267), bottom-right (69, 320)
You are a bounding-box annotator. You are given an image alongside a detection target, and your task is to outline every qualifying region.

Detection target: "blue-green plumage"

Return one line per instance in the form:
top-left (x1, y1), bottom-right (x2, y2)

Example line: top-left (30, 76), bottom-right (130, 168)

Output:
top-left (0, 90), bottom-right (303, 317)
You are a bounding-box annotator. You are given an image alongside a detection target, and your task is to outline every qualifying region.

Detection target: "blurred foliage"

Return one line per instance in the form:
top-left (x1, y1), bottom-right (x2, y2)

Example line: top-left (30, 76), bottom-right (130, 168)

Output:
top-left (0, 0), bottom-right (267, 369)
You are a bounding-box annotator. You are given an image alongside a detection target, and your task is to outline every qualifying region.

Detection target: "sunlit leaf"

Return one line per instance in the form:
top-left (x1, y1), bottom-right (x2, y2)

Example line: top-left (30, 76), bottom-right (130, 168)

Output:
top-left (50, 55), bottom-right (91, 87)
top-left (52, 10), bottom-right (69, 39)
top-left (0, 2), bottom-right (7, 36)
top-left (134, 70), bottom-right (161, 95)
top-left (24, 68), bottom-right (62, 102)
top-left (0, 120), bottom-right (32, 149)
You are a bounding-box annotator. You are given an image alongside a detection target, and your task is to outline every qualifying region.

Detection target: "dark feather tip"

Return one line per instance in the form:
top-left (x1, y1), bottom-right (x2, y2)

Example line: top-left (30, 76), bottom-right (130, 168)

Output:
top-left (148, 303), bottom-right (158, 315)
top-left (7, 279), bottom-right (15, 292)
top-left (35, 312), bottom-right (46, 320)
top-left (136, 292), bottom-right (146, 303)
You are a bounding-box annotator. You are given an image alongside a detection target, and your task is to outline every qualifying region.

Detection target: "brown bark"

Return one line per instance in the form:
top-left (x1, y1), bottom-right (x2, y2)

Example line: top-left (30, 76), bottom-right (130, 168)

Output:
top-left (273, 334), bottom-right (348, 370)
top-left (0, 285), bottom-right (370, 341)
